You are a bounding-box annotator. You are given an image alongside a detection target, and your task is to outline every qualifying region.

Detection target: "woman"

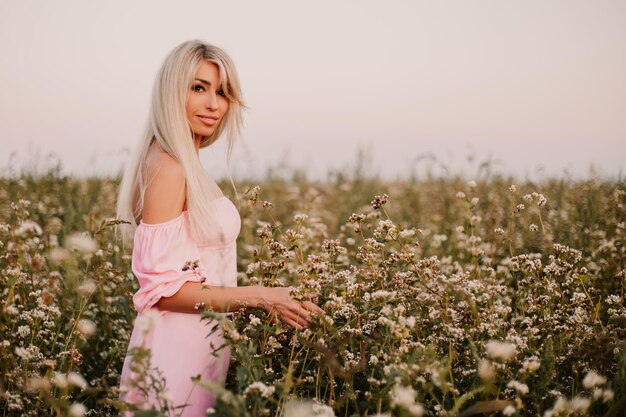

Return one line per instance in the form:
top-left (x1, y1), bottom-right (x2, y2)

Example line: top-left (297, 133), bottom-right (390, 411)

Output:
top-left (115, 40), bottom-right (323, 416)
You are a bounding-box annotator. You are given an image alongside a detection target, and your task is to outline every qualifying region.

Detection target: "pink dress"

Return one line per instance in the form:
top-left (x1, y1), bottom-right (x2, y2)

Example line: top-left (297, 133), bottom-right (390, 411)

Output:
top-left (119, 196), bottom-right (241, 416)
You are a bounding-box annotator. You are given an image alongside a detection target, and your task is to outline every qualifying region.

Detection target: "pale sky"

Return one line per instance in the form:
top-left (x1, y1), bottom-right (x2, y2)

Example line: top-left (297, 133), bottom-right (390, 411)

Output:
top-left (1, 0), bottom-right (625, 180)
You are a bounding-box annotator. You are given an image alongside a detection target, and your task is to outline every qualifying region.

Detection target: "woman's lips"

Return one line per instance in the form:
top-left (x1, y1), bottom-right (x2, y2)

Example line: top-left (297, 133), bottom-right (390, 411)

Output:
top-left (197, 115), bottom-right (218, 126)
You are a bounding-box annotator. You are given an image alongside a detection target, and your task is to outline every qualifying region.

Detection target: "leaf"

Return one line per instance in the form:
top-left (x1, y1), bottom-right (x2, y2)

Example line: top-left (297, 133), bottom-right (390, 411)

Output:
top-left (457, 400), bottom-right (514, 417)
top-left (577, 274), bottom-right (596, 282)
top-left (237, 366), bottom-right (249, 386)
top-left (510, 270), bottom-right (524, 280)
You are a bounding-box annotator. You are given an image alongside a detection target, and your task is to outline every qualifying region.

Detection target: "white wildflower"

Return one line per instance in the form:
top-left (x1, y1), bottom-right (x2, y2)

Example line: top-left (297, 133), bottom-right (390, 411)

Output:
top-left (77, 319), bottom-right (96, 338)
top-left (157, 391), bottom-right (173, 404)
top-left (65, 232), bottom-right (98, 255)
top-left (533, 192), bottom-right (547, 206)
top-left (408, 404), bottom-right (424, 417)
top-left (522, 358), bottom-right (541, 373)
top-left (478, 359), bottom-right (495, 381)
top-left (605, 294), bottom-right (621, 305)
top-left (68, 372), bottom-right (88, 390)
top-left (15, 346), bottom-right (33, 360)
top-left (294, 213), bottom-right (308, 223)
top-left (503, 405), bottom-right (516, 416)
top-left (48, 247), bottom-right (70, 263)
top-left (582, 370), bottom-right (606, 388)
top-left (456, 192), bottom-right (466, 199)
top-left (69, 403), bottom-right (87, 417)
top-left (507, 380), bottom-right (529, 395)
top-left (593, 388), bottom-right (603, 400)
top-left (222, 320), bottom-right (242, 342)
top-left (284, 402), bottom-right (312, 417)
top-left (569, 396), bottom-right (590, 413)
top-left (544, 397), bottom-right (566, 417)
top-left (246, 262), bottom-right (259, 274)
top-left (243, 382), bottom-right (275, 398)
top-left (52, 372), bottom-right (68, 388)
top-left (284, 400), bottom-right (327, 417)
top-left (4, 305), bottom-right (18, 316)
top-left (371, 290), bottom-right (396, 300)
top-left (18, 325), bottom-right (30, 338)
top-left (15, 220), bottom-right (43, 236)
top-left (485, 340), bottom-right (516, 361)
top-left (311, 402), bottom-right (336, 416)
top-left (390, 384), bottom-right (416, 409)
top-left (76, 279), bottom-right (97, 296)
top-left (544, 396), bottom-right (591, 417)
top-left (249, 314), bottom-right (261, 326)
top-left (26, 376), bottom-right (51, 394)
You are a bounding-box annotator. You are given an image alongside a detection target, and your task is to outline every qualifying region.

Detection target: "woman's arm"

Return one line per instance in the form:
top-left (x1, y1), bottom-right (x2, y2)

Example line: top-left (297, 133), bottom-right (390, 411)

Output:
top-left (155, 283), bottom-right (322, 330)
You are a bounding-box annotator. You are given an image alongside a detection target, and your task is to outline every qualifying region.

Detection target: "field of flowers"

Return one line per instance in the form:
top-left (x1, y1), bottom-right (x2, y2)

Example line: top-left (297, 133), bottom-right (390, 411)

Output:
top-left (0, 166), bottom-right (624, 417)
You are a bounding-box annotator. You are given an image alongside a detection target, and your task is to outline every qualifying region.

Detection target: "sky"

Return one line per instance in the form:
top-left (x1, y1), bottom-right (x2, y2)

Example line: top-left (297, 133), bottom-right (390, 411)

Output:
top-left (1, 0), bottom-right (625, 180)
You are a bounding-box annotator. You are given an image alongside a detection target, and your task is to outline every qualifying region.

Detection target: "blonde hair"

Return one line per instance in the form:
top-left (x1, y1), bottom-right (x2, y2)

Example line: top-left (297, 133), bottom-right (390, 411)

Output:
top-left (115, 40), bottom-right (245, 245)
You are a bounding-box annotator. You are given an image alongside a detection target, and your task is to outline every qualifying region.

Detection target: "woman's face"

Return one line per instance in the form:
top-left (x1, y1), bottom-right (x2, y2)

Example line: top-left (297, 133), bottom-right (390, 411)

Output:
top-left (186, 60), bottom-right (229, 144)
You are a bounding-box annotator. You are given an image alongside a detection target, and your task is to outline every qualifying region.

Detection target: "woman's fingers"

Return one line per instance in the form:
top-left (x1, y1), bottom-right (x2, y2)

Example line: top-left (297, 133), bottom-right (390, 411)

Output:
top-left (301, 292), bottom-right (320, 303)
top-left (261, 287), bottom-right (326, 330)
top-left (280, 304), bottom-right (314, 329)
top-left (278, 309), bottom-right (306, 329)
top-left (301, 300), bottom-right (325, 316)
top-left (283, 317), bottom-right (304, 331)
top-left (288, 302), bottom-right (312, 321)
top-left (287, 307), bottom-right (311, 326)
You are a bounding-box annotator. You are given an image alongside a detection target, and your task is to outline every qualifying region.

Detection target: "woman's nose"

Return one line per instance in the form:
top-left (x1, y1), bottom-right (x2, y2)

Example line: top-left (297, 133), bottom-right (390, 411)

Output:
top-left (205, 91), bottom-right (219, 110)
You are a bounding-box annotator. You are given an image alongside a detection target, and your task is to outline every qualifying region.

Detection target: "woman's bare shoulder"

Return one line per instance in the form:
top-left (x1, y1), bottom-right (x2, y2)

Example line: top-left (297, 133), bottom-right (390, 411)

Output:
top-left (142, 146), bottom-right (186, 224)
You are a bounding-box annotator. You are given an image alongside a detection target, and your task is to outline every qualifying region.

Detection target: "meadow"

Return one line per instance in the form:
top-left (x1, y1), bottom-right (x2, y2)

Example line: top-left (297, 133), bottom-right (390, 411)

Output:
top-left (0, 165), bottom-right (624, 417)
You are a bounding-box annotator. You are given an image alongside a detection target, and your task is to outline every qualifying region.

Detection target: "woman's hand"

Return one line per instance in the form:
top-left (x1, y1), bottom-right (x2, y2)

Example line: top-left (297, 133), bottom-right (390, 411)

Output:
top-left (256, 287), bottom-right (324, 330)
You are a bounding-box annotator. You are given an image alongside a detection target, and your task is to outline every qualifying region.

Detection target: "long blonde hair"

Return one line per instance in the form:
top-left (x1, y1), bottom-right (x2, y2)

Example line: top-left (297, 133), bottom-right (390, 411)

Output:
top-left (115, 40), bottom-right (245, 245)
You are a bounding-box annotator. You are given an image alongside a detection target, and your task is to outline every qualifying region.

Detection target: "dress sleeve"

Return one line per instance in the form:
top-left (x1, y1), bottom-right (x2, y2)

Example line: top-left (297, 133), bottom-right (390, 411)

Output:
top-left (131, 214), bottom-right (208, 314)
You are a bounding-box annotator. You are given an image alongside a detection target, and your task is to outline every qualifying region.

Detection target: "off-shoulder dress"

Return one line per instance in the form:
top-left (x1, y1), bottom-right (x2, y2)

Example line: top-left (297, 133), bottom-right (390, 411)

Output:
top-left (119, 196), bottom-right (241, 416)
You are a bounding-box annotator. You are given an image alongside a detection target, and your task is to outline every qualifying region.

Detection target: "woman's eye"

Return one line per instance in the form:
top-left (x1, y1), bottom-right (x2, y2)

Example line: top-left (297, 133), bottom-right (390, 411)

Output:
top-left (192, 85), bottom-right (205, 92)
top-left (217, 89), bottom-right (226, 97)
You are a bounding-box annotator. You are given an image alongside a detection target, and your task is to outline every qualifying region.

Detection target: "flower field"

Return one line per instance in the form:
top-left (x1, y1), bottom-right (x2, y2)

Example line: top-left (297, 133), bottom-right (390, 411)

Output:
top-left (0, 167), bottom-right (624, 416)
